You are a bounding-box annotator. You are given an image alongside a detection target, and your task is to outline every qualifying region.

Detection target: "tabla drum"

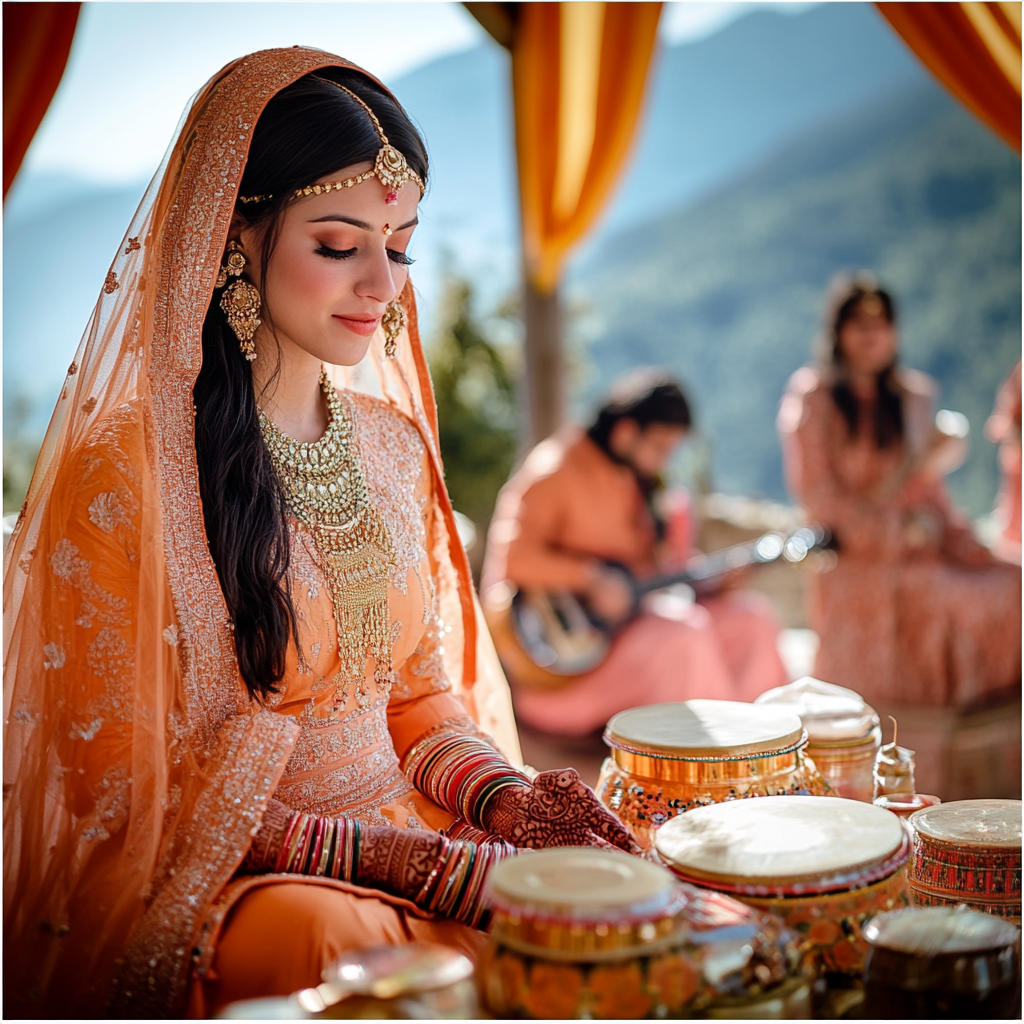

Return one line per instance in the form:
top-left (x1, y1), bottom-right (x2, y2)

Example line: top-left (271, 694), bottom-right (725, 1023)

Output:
top-left (655, 795), bottom-right (911, 983)
top-left (477, 846), bottom-right (812, 1019)
top-left (754, 677), bottom-right (881, 801)
top-left (595, 700), bottom-right (831, 848)
top-left (907, 799), bottom-right (1022, 922)
top-left (862, 906), bottom-right (1021, 1018)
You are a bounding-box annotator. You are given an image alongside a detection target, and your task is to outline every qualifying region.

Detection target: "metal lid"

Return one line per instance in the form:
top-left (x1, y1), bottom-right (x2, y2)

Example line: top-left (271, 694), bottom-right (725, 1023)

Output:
top-left (487, 846), bottom-right (676, 922)
top-left (865, 906), bottom-right (1020, 955)
top-left (605, 700), bottom-right (804, 760)
top-left (754, 676), bottom-right (879, 745)
top-left (655, 795), bottom-right (906, 893)
top-left (321, 942), bottom-right (473, 999)
top-left (910, 799), bottom-right (1022, 849)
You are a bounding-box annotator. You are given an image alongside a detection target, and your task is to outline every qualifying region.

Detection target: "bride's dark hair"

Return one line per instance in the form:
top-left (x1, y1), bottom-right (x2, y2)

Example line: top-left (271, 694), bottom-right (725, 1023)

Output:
top-left (193, 69), bottom-right (428, 701)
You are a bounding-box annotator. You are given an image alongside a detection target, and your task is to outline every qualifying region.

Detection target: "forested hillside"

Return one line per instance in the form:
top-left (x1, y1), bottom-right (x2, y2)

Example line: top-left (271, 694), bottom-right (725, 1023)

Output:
top-left (574, 80), bottom-right (1021, 515)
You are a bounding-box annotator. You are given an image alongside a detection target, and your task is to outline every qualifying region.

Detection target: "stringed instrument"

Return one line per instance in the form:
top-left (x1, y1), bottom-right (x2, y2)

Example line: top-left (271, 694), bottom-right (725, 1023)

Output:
top-left (484, 526), bottom-right (833, 692)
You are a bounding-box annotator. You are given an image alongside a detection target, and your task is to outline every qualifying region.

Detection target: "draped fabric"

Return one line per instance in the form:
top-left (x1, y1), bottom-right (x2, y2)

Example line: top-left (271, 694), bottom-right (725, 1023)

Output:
top-left (2, 47), bottom-right (518, 1018)
top-left (3, 1), bottom-right (81, 198)
top-left (512, 2), bottom-right (663, 292)
top-left (876, 2), bottom-right (1022, 151)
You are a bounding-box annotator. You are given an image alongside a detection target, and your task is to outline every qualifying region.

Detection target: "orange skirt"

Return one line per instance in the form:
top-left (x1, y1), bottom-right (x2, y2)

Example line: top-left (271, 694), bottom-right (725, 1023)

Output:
top-left (188, 876), bottom-right (488, 1017)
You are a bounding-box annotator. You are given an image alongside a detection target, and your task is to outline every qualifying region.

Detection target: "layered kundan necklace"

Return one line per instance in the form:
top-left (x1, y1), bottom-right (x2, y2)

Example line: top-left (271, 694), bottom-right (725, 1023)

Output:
top-left (259, 369), bottom-right (396, 708)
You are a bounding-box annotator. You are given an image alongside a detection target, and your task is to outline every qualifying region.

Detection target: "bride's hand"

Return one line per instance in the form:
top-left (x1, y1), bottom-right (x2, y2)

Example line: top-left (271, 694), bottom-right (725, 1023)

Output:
top-left (482, 767), bottom-right (641, 854)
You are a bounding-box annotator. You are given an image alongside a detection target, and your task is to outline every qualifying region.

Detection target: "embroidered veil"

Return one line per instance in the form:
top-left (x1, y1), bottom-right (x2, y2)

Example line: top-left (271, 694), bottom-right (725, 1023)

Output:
top-left (3, 47), bottom-right (519, 1018)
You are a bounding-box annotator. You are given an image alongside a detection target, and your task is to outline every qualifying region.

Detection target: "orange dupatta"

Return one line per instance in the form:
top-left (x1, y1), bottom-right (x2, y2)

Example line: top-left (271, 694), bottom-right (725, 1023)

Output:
top-left (2, 47), bottom-right (518, 1018)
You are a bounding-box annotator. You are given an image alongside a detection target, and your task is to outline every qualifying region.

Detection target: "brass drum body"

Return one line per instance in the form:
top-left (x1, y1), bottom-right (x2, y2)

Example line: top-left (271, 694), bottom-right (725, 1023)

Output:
top-left (755, 678), bottom-right (881, 802)
top-left (655, 796), bottom-right (912, 984)
top-left (478, 847), bottom-right (811, 1019)
top-left (596, 700), bottom-right (831, 848)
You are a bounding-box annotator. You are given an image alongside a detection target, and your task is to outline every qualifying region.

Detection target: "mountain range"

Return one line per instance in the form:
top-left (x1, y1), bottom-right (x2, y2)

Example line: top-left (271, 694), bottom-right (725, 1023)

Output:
top-left (4, 3), bottom-right (1018, 517)
top-left (572, 77), bottom-right (1021, 515)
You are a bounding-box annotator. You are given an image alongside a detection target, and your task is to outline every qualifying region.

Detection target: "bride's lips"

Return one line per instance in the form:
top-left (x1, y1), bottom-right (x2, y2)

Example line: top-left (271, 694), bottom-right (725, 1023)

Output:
top-left (333, 314), bottom-right (381, 337)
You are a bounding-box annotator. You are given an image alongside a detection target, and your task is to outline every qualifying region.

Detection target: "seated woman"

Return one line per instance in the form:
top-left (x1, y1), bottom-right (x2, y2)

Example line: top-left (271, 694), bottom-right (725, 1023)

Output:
top-left (2, 51), bottom-right (636, 1020)
top-left (778, 273), bottom-right (1021, 710)
top-left (482, 370), bottom-right (788, 739)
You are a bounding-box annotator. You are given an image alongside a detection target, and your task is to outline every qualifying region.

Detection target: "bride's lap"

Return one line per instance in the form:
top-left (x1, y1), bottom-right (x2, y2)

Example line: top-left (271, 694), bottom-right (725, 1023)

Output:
top-left (195, 880), bottom-right (487, 1016)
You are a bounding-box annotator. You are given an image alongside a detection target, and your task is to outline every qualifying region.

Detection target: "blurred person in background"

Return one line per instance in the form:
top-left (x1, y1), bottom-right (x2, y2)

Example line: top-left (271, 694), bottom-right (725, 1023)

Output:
top-left (483, 369), bottom-right (788, 739)
top-left (2, 51), bottom-right (638, 1020)
top-left (985, 358), bottom-right (1021, 564)
top-left (778, 273), bottom-right (1021, 711)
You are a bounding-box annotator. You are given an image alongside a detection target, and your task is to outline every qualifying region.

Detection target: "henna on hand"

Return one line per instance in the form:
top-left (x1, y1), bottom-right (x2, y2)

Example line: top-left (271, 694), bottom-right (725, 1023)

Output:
top-left (482, 768), bottom-right (641, 854)
top-left (240, 798), bottom-right (294, 873)
top-left (355, 826), bottom-right (445, 901)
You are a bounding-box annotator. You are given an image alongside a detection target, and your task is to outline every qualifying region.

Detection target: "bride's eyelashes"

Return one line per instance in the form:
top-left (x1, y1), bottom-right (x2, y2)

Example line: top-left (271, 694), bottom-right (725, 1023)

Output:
top-left (314, 243), bottom-right (415, 266)
top-left (314, 243), bottom-right (357, 260)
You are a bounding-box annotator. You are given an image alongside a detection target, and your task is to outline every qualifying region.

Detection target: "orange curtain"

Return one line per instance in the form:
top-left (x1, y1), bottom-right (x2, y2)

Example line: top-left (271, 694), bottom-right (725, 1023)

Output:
top-left (512, 2), bottom-right (662, 293)
top-left (3, 2), bottom-right (81, 198)
top-left (876, 2), bottom-right (1021, 151)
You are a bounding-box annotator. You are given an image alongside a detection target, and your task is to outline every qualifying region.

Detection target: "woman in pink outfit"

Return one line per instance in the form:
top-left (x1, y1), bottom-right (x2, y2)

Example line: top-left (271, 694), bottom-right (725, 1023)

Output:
top-left (778, 274), bottom-right (1021, 710)
top-left (483, 371), bottom-right (788, 738)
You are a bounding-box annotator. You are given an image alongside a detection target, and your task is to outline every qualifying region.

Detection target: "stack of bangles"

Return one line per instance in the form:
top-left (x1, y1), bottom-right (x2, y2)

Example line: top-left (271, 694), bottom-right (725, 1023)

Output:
top-left (403, 732), bottom-right (532, 830)
top-left (415, 836), bottom-right (515, 930)
top-left (274, 812), bottom-right (360, 880)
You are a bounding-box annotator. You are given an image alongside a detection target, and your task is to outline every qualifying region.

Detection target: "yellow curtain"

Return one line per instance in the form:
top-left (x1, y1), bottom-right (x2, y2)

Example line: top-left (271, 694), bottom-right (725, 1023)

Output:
top-left (3, 2), bottom-right (82, 198)
top-left (876, 2), bottom-right (1021, 151)
top-left (512, 2), bottom-right (663, 293)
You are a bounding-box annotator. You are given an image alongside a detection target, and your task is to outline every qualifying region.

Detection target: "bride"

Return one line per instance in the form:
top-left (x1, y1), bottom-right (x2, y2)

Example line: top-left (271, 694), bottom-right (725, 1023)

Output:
top-left (3, 48), bottom-right (636, 1018)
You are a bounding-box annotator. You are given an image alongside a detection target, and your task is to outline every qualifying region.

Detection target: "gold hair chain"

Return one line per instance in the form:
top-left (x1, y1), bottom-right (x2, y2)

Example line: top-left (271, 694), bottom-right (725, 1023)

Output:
top-left (240, 79), bottom-right (425, 206)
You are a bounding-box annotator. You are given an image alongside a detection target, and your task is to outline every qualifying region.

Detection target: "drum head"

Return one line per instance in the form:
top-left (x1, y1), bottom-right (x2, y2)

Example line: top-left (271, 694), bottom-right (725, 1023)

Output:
top-left (655, 795), bottom-right (906, 892)
top-left (864, 906), bottom-right (1020, 955)
top-left (486, 847), bottom-right (674, 921)
top-left (754, 677), bottom-right (879, 745)
top-left (605, 699), bottom-right (804, 759)
top-left (910, 799), bottom-right (1022, 849)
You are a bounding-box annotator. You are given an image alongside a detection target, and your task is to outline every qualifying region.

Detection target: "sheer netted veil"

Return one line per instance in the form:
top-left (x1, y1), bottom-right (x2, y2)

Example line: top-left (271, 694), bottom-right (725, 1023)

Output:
top-left (3, 47), bottom-right (519, 1018)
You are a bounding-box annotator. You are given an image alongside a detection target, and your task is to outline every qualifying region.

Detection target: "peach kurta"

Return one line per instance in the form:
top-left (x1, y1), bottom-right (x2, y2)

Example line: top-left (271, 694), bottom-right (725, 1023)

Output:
top-left (778, 366), bottom-right (1021, 709)
top-left (190, 393), bottom-right (497, 1015)
top-left (483, 430), bottom-right (786, 737)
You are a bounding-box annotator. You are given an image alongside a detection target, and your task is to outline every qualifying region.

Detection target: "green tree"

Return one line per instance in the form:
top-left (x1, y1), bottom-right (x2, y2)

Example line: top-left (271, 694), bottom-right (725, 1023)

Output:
top-left (429, 278), bottom-right (518, 572)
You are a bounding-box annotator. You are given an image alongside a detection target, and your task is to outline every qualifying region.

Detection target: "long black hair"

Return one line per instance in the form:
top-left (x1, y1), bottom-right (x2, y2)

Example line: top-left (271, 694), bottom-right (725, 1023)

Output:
top-left (819, 272), bottom-right (904, 450)
top-left (193, 69), bottom-right (429, 701)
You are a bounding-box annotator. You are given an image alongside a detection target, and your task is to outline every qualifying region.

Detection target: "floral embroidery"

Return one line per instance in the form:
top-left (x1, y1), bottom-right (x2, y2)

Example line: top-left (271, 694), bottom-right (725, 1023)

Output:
top-left (88, 492), bottom-right (129, 533)
top-left (43, 643), bottom-right (65, 670)
top-left (18, 548), bottom-right (35, 574)
top-left (69, 718), bottom-right (104, 742)
top-left (163, 624), bottom-right (179, 646)
top-left (349, 394), bottom-right (429, 596)
top-left (124, 237), bottom-right (141, 254)
top-left (87, 628), bottom-right (133, 720)
top-left (103, 270), bottom-right (119, 294)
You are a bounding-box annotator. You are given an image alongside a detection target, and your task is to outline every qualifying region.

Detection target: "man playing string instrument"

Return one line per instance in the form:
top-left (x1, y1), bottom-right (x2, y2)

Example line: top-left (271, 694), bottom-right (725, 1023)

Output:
top-left (483, 369), bottom-right (788, 738)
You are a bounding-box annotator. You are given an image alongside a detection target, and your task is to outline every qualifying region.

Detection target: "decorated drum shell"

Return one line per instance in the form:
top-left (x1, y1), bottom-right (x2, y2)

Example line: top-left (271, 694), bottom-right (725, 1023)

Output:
top-left (595, 700), bottom-right (831, 848)
top-left (477, 847), bottom-right (810, 1019)
top-left (755, 678), bottom-right (881, 802)
top-left (655, 795), bottom-right (911, 980)
top-left (862, 906), bottom-right (1021, 1018)
top-left (908, 799), bottom-right (1022, 922)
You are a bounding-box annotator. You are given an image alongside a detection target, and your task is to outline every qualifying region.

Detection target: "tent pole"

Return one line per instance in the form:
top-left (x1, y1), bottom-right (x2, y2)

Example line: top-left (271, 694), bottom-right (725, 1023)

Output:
top-left (522, 275), bottom-right (565, 448)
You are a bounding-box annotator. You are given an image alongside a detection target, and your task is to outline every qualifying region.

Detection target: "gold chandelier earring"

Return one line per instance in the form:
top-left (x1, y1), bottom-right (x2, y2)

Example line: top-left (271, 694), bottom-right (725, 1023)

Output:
top-left (216, 241), bottom-right (262, 361)
top-left (381, 297), bottom-right (406, 359)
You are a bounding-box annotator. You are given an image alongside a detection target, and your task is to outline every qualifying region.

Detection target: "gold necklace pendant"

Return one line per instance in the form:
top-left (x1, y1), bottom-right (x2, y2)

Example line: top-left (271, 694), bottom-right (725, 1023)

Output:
top-left (259, 370), bottom-right (396, 709)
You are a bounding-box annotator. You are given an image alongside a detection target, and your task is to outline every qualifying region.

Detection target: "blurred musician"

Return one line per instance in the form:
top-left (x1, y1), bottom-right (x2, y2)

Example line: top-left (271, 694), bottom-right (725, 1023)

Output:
top-left (778, 273), bottom-right (1021, 709)
top-left (483, 369), bottom-right (788, 738)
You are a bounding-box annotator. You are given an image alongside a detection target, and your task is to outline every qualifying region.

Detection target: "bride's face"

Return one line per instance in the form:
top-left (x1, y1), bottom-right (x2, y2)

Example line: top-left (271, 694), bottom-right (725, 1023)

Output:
top-left (240, 161), bottom-right (419, 367)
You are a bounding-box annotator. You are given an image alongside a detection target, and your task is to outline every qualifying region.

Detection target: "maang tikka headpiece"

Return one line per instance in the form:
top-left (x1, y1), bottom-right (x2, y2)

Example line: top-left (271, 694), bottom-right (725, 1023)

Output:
top-left (239, 77), bottom-right (425, 207)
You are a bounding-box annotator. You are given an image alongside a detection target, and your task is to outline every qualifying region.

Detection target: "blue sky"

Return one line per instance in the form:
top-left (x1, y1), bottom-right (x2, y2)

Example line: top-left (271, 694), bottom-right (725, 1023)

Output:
top-left (22, 2), bottom-right (817, 184)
